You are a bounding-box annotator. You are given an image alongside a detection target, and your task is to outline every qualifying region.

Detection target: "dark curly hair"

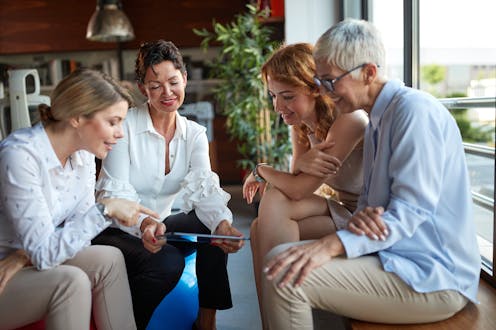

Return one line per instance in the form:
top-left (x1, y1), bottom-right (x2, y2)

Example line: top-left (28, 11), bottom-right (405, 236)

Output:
top-left (135, 40), bottom-right (186, 84)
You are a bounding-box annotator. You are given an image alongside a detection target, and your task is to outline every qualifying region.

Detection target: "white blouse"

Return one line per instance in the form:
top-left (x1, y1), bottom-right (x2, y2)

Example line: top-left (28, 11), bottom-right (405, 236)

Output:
top-left (0, 124), bottom-right (110, 269)
top-left (96, 103), bottom-right (232, 236)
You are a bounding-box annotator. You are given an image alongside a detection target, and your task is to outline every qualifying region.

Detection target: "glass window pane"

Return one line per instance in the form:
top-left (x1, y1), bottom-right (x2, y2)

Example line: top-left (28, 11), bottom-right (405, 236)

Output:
top-left (419, 0), bottom-right (495, 272)
top-left (370, 0), bottom-right (404, 81)
top-left (419, 0), bottom-right (496, 98)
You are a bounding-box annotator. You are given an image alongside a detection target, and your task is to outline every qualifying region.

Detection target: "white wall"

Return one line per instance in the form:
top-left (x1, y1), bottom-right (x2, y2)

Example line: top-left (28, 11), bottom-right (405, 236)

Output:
top-left (284, 0), bottom-right (340, 45)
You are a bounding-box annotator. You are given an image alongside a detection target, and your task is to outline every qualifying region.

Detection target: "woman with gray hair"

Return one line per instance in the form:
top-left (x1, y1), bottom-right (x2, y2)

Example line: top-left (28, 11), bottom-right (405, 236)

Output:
top-left (261, 19), bottom-right (480, 329)
top-left (0, 69), bottom-right (158, 330)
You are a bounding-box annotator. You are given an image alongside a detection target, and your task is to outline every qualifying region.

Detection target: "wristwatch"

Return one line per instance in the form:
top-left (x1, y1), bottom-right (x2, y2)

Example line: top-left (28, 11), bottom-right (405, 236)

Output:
top-left (253, 163), bottom-right (268, 183)
top-left (96, 202), bottom-right (112, 221)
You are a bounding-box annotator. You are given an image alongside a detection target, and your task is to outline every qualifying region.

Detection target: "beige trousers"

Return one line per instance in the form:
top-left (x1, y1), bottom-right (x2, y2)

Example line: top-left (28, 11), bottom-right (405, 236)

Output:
top-left (262, 242), bottom-right (468, 330)
top-left (0, 245), bottom-right (136, 330)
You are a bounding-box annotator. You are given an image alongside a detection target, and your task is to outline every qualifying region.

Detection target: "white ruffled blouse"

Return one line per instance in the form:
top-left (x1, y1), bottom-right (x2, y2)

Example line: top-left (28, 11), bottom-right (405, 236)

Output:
top-left (96, 103), bottom-right (232, 237)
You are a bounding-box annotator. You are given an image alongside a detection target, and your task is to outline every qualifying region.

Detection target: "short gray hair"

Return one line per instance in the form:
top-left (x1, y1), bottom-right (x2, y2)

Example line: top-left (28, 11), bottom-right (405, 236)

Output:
top-left (314, 19), bottom-right (386, 79)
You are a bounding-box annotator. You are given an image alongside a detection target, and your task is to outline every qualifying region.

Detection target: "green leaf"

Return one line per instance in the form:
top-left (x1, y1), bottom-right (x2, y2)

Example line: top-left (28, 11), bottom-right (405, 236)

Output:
top-left (191, 4), bottom-right (291, 170)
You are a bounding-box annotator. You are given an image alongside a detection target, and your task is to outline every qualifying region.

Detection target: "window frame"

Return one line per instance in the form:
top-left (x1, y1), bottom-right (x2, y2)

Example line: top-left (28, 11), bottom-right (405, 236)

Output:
top-left (342, 0), bottom-right (496, 287)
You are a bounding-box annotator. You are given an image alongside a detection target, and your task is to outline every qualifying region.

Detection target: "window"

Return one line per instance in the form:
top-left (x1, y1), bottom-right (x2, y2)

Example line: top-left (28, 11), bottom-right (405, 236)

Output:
top-left (370, 0), bottom-right (404, 81)
top-left (369, 0), bottom-right (496, 283)
top-left (419, 0), bottom-right (496, 278)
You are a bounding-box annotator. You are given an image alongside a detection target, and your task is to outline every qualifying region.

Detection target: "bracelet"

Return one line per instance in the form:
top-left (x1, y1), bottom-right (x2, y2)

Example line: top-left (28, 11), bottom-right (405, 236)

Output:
top-left (253, 163), bottom-right (269, 183)
top-left (96, 202), bottom-right (112, 221)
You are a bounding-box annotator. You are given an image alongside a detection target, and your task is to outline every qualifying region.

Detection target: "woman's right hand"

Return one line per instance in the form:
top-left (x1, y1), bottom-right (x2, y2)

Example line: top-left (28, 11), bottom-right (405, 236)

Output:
top-left (141, 218), bottom-right (166, 253)
top-left (242, 172), bottom-right (267, 204)
top-left (294, 141), bottom-right (342, 177)
top-left (0, 250), bottom-right (31, 295)
top-left (100, 198), bottom-right (160, 227)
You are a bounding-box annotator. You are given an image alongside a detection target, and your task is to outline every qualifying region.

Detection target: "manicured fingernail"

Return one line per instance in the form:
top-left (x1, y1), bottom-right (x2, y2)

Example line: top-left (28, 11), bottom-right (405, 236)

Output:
top-left (372, 234), bottom-right (379, 240)
top-left (380, 235), bottom-right (386, 241)
top-left (384, 229), bottom-right (389, 236)
top-left (263, 267), bottom-right (269, 273)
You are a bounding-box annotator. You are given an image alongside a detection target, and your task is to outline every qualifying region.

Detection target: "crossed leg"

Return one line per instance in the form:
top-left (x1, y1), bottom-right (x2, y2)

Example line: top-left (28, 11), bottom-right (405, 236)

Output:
top-left (250, 187), bottom-right (337, 328)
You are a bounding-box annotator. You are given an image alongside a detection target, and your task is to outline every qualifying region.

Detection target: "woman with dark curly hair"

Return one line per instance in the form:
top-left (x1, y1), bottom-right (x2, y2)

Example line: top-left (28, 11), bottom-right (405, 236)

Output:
top-left (94, 40), bottom-right (245, 330)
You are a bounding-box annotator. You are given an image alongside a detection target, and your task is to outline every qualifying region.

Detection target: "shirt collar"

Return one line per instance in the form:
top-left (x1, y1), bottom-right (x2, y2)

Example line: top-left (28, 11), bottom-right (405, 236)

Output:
top-left (37, 123), bottom-right (83, 170)
top-left (134, 102), bottom-right (187, 140)
top-left (369, 79), bottom-right (404, 129)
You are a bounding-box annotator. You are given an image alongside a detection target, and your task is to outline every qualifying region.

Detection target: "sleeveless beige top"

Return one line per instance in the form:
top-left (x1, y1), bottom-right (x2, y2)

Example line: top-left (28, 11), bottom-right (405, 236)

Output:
top-left (308, 133), bottom-right (364, 229)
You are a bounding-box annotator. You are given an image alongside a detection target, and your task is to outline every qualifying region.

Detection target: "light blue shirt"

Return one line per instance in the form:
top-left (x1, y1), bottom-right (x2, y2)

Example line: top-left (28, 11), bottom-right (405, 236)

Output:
top-left (337, 80), bottom-right (481, 303)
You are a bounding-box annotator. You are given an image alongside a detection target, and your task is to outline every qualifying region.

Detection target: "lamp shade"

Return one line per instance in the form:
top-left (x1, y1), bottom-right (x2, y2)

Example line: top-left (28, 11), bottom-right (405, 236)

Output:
top-left (86, 0), bottom-right (135, 42)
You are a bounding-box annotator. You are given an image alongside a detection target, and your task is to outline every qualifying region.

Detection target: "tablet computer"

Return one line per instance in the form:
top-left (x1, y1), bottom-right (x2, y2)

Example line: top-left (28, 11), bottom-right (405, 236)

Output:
top-left (156, 232), bottom-right (250, 242)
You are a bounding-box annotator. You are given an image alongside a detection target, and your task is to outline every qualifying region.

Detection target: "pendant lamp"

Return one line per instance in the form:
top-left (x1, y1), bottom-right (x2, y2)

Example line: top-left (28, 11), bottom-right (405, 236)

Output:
top-left (86, 0), bottom-right (135, 42)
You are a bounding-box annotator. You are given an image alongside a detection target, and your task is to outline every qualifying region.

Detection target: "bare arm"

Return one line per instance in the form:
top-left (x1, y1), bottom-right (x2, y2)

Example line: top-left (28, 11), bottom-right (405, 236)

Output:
top-left (258, 111), bottom-right (368, 200)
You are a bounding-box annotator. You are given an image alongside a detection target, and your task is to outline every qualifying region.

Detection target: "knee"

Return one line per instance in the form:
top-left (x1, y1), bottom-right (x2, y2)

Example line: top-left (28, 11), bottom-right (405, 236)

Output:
top-left (258, 188), bottom-right (290, 217)
top-left (261, 187), bottom-right (287, 205)
top-left (141, 246), bottom-right (185, 283)
top-left (250, 218), bottom-right (259, 240)
top-left (54, 265), bottom-right (91, 303)
top-left (93, 245), bottom-right (128, 276)
top-left (264, 242), bottom-right (295, 264)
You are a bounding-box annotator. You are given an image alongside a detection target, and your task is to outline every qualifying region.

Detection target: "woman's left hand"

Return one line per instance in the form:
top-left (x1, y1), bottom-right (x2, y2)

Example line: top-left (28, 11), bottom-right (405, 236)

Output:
top-left (212, 220), bottom-right (245, 254)
top-left (264, 236), bottom-right (336, 288)
top-left (242, 172), bottom-right (267, 204)
top-left (0, 250), bottom-right (31, 295)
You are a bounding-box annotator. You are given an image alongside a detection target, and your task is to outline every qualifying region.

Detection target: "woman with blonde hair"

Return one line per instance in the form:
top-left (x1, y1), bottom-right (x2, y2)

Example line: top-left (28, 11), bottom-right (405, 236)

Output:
top-left (243, 43), bottom-right (369, 325)
top-left (0, 68), bottom-right (158, 330)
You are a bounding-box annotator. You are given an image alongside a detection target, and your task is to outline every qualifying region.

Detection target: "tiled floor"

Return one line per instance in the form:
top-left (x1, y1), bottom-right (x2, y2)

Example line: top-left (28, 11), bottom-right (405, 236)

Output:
top-left (216, 185), bottom-right (262, 330)
top-left (216, 185), bottom-right (346, 330)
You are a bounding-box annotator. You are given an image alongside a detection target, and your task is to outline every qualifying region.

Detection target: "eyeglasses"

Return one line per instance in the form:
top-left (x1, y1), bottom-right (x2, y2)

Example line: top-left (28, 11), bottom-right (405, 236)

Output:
top-left (313, 63), bottom-right (367, 93)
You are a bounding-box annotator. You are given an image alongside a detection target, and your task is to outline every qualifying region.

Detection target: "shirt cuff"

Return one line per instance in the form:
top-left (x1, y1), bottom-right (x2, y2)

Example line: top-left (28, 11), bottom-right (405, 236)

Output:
top-left (209, 212), bottom-right (233, 234)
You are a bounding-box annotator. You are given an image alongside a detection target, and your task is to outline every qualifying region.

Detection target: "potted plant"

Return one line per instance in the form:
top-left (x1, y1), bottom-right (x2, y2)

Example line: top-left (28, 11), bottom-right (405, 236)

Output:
top-left (193, 4), bottom-right (291, 172)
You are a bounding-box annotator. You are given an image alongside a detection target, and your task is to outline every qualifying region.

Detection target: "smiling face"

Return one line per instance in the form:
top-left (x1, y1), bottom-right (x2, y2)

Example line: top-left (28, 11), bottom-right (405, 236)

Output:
top-left (267, 76), bottom-right (317, 127)
top-left (315, 58), bottom-right (365, 115)
top-left (77, 100), bottom-right (128, 159)
top-left (140, 60), bottom-right (187, 116)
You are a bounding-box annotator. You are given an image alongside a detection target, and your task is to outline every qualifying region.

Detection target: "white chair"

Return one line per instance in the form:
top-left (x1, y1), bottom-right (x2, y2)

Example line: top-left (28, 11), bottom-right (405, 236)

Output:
top-left (8, 69), bottom-right (50, 132)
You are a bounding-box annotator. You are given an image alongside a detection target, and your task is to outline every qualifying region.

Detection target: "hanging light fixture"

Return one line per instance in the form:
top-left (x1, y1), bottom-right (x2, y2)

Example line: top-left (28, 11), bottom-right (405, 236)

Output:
top-left (86, 0), bottom-right (135, 42)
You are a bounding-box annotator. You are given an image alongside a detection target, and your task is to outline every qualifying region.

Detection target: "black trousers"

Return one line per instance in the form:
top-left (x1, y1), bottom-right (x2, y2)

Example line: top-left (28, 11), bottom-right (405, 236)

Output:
top-left (92, 211), bottom-right (232, 330)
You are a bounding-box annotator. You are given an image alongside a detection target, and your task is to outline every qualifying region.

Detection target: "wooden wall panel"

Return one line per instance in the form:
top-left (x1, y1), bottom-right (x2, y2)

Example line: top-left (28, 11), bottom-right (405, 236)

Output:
top-left (0, 0), bottom-right (248, 54)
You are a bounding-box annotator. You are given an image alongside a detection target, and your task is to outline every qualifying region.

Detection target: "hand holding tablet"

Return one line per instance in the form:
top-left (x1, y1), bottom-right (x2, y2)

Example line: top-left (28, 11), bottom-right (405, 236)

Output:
top-left (156, 232), bottom-right (250, 243)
